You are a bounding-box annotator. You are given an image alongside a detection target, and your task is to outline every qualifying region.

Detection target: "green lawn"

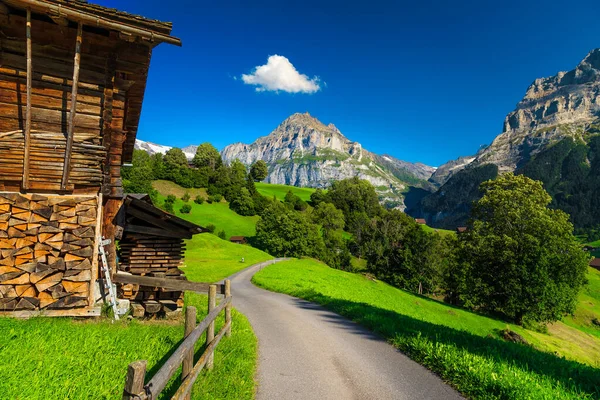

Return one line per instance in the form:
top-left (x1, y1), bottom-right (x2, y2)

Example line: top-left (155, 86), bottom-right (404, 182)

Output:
top-left (154, 183), bottom-right (259, 238)
top-left (0, 294), bottom-right (256, 400)
top-left (420, 224), bottom-right (456, 236)
top-left (563, 267), bottom-right (600, 338)
top-left (183, 233), bottom-right (273, 283)
top-left (253, 259), bottom-right (600, 400)
top-left (255, 182), bottom-right (316, 201)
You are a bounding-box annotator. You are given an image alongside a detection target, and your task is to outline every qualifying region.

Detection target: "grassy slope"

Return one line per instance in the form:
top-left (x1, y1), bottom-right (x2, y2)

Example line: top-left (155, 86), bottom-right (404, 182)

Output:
top-left (0, 295), bottom-right (256, 400)
top-left (255, 182), bottom-right (316, 201)
top-left (153, 182), bottom-right (258, 238)
top-left (420, 224), bottom-right (455, 236)
top-left (253, 259), bottom-right (600, 399)
top-left (183, 233), bottom-right (273, 283)
top-left (563, 267), bottom-right (600, 338)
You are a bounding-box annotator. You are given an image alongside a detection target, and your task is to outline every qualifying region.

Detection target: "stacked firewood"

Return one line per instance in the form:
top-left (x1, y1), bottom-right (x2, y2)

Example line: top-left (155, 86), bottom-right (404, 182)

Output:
top-left (0, 193), bottom-right (97, 312)
top-left (118, 236), bottom-right (185, 316)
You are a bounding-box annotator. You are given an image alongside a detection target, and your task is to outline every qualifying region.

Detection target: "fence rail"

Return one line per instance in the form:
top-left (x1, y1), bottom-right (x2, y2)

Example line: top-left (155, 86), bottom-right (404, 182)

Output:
top-left (122, 280), bottom-right (232, 400)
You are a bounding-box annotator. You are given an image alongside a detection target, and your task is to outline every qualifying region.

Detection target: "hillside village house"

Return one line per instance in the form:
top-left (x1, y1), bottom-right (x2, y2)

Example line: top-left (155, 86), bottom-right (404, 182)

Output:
top-left (590, 258), bottom-right (600, 272)
top-left (0, 0), bottom-right (182, 316)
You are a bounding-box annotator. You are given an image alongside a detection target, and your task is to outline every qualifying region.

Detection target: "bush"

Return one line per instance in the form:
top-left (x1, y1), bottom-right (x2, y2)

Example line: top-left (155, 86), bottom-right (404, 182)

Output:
top-left (208, 194), bottom-right (222, 203)
top-left (163, 201), bottom-right (174, 213)
top-left (180, 204), bottom-right (192, 214)
top-left (194, 195), bottom-right (204, 205)
top-left (165, 194), bottom-right (176, 204)
top-left (217, 230), bottom-right (227, 240)
top-left (181, 192), bottom-right (191, 202)
top-left (206, 224), bottom-right (216, 233)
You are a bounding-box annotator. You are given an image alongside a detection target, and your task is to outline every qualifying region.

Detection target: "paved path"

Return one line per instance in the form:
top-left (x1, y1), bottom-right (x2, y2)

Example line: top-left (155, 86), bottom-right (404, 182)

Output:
top-left (227, 259), bottom-right (462, 400)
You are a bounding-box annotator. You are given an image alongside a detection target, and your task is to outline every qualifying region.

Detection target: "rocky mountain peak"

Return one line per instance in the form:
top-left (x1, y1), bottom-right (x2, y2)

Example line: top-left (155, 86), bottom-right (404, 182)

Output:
top-left (430, 48), bottom-right (600, 185)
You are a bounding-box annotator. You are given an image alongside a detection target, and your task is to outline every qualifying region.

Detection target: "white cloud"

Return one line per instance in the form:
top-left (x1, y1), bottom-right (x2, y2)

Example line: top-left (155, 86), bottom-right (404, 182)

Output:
top-left (241, 55), bottom-right (321, 94)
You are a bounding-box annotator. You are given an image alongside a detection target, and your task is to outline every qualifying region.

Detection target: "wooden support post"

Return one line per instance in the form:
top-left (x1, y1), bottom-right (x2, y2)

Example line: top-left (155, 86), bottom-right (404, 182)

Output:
top-left (182, 306), bottom-right (196, 400)
top-left (206, 284), bottom-right (216, 370)
top-left (122, 360), bottom-right (147, 400)
top-left (61, 21), bottom-right (83, 190)
top-left (225, 279), bottom-right (232, 337)
top-left (23, 8), bottom-right (32, 189)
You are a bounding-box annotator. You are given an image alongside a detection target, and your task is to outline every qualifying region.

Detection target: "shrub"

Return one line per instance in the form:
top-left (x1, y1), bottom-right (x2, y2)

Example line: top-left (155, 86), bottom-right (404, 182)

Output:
top-left (217, 230), bottom-right (227, 240)
top-left (180, 204), bottom-right (192, 214)
top-left (165, 194), bottom-right (176, 204)
top-left (163, 201), bottom-right (174, 213)
top-left (181, 192), bottom-right (191, 202)
top-left (206, 224), bottom-right (216, 233)
top-left (208, 194), bottom-right (222, 203)
top-left (194, 195), bottom-right (204, 205)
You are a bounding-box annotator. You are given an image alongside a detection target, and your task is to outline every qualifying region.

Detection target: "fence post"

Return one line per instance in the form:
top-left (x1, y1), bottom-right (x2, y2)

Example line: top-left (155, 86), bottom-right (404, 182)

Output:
top-left (122, 360), bottom-right (147, 400)
top-left (182, 306), bottom-right (196, 400)
top-left (207, 284), bottom-right (216, 370)
top-left (225, 279), bottom-right (232, 337)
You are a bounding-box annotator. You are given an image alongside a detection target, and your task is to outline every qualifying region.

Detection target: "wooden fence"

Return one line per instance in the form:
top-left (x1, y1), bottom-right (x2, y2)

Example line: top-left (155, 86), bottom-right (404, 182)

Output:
top-left (121, 279), bottom-right (232, 400)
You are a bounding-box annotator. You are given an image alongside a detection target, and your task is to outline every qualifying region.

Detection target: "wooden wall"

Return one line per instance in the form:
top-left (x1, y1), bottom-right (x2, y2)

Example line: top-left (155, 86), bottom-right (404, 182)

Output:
top-left (0, 193), bottom-right (100, 315)
top-left (0, 9), bottom-right (152, 194)
top-left (118, 234), bottom-right (185, 317)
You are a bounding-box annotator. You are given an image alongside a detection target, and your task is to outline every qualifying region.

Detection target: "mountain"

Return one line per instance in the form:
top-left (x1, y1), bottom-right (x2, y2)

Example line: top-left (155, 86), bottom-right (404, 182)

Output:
top-left (135, 139), bottom-right (197, 160)
top-left (221, 112), bottom-right (435, 208)
top-left (411, 49), bottom-right (600, 233)
top-left (430, 48), bottom-right (600, 186)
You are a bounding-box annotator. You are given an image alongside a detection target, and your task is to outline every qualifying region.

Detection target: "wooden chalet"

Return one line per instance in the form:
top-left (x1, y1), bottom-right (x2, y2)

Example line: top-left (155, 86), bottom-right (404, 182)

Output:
top-left (456, 227), bottom-right (468, 233)
top-left (0, 0), bottom-right (180, 316)
top-left (116, 195), bottom-right (204, 317)
top-left (415, 218), bottom-right (426, 225)
top-left (229, 235), bottom-right (247, 245)
top-left (590, 258), bottom-right (600, 271)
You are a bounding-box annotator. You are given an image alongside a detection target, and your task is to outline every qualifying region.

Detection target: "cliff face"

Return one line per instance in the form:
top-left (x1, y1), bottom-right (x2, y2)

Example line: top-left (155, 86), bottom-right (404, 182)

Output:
top-left (430, 48), bottom-right (600, 185)
top-left (221, 112), bottom-right (434, 208)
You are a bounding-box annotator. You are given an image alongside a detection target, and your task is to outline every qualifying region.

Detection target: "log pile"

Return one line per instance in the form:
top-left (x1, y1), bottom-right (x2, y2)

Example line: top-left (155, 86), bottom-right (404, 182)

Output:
top-left (0, 193), bottom-right (97, 312)
top-left (118, 236), bottom-right (185, 317)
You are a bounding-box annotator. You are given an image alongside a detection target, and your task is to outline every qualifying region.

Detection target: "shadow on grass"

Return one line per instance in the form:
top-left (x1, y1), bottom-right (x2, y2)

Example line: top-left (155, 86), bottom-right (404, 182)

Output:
top-left (288, 289), bottom-right (600, 398)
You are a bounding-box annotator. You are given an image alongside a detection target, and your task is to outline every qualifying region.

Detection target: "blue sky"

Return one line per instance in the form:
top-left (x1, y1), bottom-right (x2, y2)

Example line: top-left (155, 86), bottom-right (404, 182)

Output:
top-left (98, 0), bottom-right (600, 167)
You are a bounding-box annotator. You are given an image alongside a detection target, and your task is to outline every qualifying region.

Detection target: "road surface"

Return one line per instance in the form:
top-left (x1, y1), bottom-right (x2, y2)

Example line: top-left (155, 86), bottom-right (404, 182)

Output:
top-left (227, 259), bottom-right (463, 400)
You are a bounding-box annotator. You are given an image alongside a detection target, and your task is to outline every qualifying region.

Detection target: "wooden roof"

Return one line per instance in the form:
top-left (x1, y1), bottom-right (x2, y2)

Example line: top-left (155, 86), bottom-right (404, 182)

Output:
top-left (415, 218), bottom-right (426, 224)
top-left (3, 0), bottom-right (181, 46)
top-left (590, 258), bottom-right (600, 269)
top-left (122, 195), bottom-right (204, 239)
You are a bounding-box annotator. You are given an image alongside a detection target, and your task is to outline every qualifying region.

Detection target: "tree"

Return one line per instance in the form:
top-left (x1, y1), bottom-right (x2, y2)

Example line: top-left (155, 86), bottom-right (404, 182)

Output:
top-left (229, 187), bottom-right (255, 216)
top-left (163, 148), bottom-right (188, 169)
top-left (250, 160), bottom-right (268, 181)
top-left (180, 204), bottom-right (192, 214)
top-left (122, 149), bottom-right (156, 196)
top-left (229, 160), bottom-right (247, 188)
top-left (457, 173), bottom-right (589, 324)
top-left (181, 192), bottom-right (190, 202)
top-left (327, 177), bottom-right (381, 232)
top-left (284, 190), bottom-right (308, 211)
top-left (312, 202), bottom-right (345, 231)
top-left (360, 209), bottom-right (442, 294)
top-left (309, 188), bottom-right (328, 207)
top-left (193, 143), bottom-right (222, 170)
top-left (255, 202), bottom-right (325, 258)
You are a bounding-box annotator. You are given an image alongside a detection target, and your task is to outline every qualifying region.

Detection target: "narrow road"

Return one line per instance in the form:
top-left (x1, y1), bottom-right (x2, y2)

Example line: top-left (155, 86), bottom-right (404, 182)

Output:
top-left (227, 259), bottom-right (463, 400)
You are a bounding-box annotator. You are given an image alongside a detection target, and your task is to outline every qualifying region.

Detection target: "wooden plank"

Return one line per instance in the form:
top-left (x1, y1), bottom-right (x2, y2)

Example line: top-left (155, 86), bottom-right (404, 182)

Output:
top-left (182, 305), bottom-right (196, 400)
top-left (124, 224), bottom-right (191, 239)
top-left (61, 22), bottom-right (83, 190)
top-left (112, 273), bottom-right (225, 294)
top-left (122, 360), bottom-right (147, 400)
top-left (206, 284), bottom-right (216, 370)
top-left (143, 297), bottom-right (231, 399)
top-left (172, 320), bottom-right (231, 400)
top-left (23, 8), bottom-right (32, 189)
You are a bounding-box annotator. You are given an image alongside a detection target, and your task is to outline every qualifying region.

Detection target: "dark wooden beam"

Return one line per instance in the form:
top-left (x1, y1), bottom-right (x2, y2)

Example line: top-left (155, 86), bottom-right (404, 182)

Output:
top-left (112, 273), bottom-right (226, 294)
top-left (123, 224), bottom-right (192, 239)
top-left (61, 21), bottom-right (82, 190)
top-left (22, 8), bottom-right (32, 190)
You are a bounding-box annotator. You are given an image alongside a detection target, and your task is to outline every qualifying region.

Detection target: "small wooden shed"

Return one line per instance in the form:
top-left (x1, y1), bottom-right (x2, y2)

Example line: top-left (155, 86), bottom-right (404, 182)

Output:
top-left (230, 236), bottom-right (247, 245)
top-left (590, 258), bottom-right (600, 271)
top-left (415, 218), bottom-right (426, 225)
top-left (0, 0), bottom-right (180, 316)
top-left (116, 195), bottom-right (204, 316)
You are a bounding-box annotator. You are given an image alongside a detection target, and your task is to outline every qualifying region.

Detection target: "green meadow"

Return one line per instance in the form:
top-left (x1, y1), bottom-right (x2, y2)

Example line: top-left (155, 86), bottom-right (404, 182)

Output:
top-left (255, 182), bottom-right (316, 201)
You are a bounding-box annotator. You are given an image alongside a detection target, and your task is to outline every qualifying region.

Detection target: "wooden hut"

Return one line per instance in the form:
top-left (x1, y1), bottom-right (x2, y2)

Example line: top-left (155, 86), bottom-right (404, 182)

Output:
top-left (590, 258), bottom-right (600, 272)
top-left (0, 0), bottom-right (180, 316)
top-left (116, 195), bottom-right (204, 317)
top-left (229, 236), bottom-right (247, 245)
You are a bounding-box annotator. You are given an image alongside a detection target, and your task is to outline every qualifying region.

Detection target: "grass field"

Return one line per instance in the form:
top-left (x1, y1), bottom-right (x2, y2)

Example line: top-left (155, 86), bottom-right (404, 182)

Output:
top-left (0, 293), bottom-right (256, 400)
top-left (253, 259), bottom-right (600, 399)
top-left (563, 267), bottom-right (600, 338)
top-left (420, 224), bottom-right (455, 236)
top-left (183, 233), bottom-right (273, 283)
top-left (255, 182), bottom-right (316, 201)
top-left (153, 181), bottom-right (259, 238)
